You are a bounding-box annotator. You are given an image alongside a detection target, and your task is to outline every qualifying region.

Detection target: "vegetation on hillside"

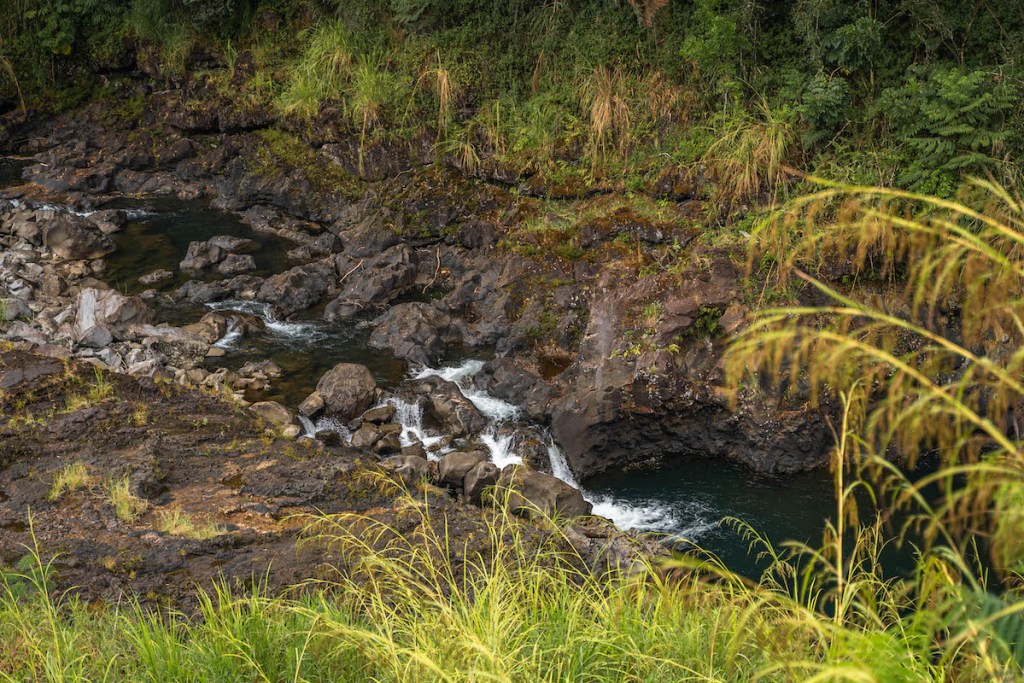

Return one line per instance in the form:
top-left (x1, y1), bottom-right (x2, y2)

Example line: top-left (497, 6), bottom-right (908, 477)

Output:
top-left (2, 1), bottom-right (1023, 203)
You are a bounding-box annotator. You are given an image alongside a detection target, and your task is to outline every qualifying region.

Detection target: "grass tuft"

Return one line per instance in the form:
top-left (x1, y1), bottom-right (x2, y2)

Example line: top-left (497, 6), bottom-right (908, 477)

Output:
top-left (47, 462), bottom-right (93, 501)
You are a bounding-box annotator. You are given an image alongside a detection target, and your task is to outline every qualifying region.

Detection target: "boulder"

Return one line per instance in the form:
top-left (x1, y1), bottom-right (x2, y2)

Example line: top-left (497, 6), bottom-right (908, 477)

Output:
top-left (323, 245), bottom-right (418, 320)
top-left (438, 450), bottom-right (488, 488)
top-left (412, 376), bottom-right (488, 438)
top-left (208, 235), bottom-right (256, 252)
top-left (179, 240), bottom-right (225, 271)
top-left (250, 401), bottom-right (294, 429)
top-left (217, 253), bottom-right (256, 275)
top-left (74, 288), bottom-right (153, 345)
top-left (350, 423), bottom-right (381, 449)
top-left (298, 391), bottom-right (325, 417)
top-left (316, 363), bottom-right (377, 420)
top-left (367, 302), bottom-right (464, 366)
top-left (42, 215), bottom-right (116, 260)
top-left (382, 454), bottom-right (429, 487)
top-left (464, 461), bottom-right (500, 502)
top-left (495, 466), bottom-right (592, 519)
top-left (257, 262), bottom-right (332, 317)
top-left (139, 269), bottom-right (174, 286)
top-left (361, 404), bottom-right (396, 424)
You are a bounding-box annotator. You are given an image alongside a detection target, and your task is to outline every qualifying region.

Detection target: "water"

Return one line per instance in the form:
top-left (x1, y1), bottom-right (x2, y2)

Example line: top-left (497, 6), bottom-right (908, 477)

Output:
top-left (90, 196), bottom-right (849, 573)
top-left (103, 197), bottom-right (296, 294)
top-left (0, 157), bottom-right (30, 188)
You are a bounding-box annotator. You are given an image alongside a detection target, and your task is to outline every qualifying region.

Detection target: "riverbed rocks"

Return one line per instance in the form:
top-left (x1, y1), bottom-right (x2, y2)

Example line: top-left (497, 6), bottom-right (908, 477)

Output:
top-left (256, 260), bottom-right (333, 317)
top-left (438, 450), bottom-right (489, 488)
top-left (315, 363), bottom-right (377, 420)
top-left (367, 302), bottom-right (465, 365)
top-left (75, 287), bottom-right (154, 346)
top-left (323, 244), bottom-right (418, 320)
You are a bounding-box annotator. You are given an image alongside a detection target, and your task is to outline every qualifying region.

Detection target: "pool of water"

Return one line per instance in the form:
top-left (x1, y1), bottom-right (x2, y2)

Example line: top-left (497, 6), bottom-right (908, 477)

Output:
top-left (0, 157), bottom-right (30, 188)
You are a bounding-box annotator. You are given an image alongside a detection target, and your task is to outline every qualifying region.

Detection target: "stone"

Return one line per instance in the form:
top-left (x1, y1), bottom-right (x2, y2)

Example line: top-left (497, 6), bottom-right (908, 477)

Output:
top-left (250, 401), bottom-right (294, 428)
top-left (463, 461), bottom-right (500, 503)
top-left (208, 235), bottom-right (256, 252)
top-left (42, 215), bottom-right (116, 260)
top-left (316, 363), bottom-right (377, 420)
top-left (179, 240), bottom-right (225, 270)
top-left (298, 391), bottom-right (325, 417)
top-left (373, 431), bottom-right (402, 455)
top-left (322, 245), bottom-right (418, 320)
top-left (205, 346), bottom-right (226, 358)
top-left (350, 423), bottom-right (381, 449)
top-left (438, 450), bottom-right (488, 488)
top-left (217, 253), bottom-right (256, 275)
top-left (361, 404), bottom-right (396, 424)
top-left (495, 466), bottom-right (592, 519)
top-left (139, 269), bottom-right (174, 286)
top-left (281, 425), bottom-right (302, 439)
top-left (256, 262), bottom-right (332, 317)
top-left (74, 288), bottom-right (153, 345)
top-left (367, 302), bottom-right (465, 366)
top-left (382, 454), bottom-right (429, 487)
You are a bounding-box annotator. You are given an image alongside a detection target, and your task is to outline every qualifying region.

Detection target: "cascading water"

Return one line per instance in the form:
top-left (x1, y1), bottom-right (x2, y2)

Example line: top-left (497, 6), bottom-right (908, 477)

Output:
top-left (206, 300), bottom-right (327, 345)
top-left (412, 360), bottom-right (691, 536)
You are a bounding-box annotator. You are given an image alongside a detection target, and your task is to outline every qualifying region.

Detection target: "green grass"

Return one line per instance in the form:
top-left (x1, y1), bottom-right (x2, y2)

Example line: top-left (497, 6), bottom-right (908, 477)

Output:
top-left (154, 508), bottom-right (223, 541)
top-left (108, 477), bottom-right (148, 524)
top-left (47, 463), bottom-right (93, 502)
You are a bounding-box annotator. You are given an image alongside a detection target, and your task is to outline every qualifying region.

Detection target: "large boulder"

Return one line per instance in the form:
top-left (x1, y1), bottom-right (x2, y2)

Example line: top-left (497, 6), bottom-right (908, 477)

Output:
top-left (42, 215), bottom-right (116, 260)
top-left (382, 454), bottom-right (429, 487)
top-left (437, 450), bottom-right (488, 489)
top-left (409, 376), bottom-right (488, 438)
top-left (179, 240), bottom-right (226, 271)
top-left (257, 261), bottom-right (333, 317)
top-left (316, 363), bottom-right (377, 420)
top-left (323, 244), bottom-right (418, 320)
top-left (495, 466), bottom-right (592, 519)
top-left (250, 401), bottom-right (294, 429)
top-left (463, 461), bottom-right (500, 502)
top-left (367, 302), bottom-right (464, 366)
top-left (74, 288), bottom-right (153, 346)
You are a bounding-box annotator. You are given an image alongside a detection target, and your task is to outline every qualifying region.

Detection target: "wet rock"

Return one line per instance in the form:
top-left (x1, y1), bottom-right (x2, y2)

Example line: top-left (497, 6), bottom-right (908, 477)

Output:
top-left (381, 454), bottom-right (429, 487)
top-left (75, 288), bottom-right (154, 345)
top-left (367, 302), bottom-right (464, 366)
top-left (256, 261), bottom-right (332, 317)
top-left (350, 423), bottom-right (381, 449)
top-left (175, 275), bottom-right (263, 304)
top-left (139, 269), bottom-right (174, 286)
top-left (205, 346), bottom-right (226, 358)
top-left (316, 363), bottom-right (377, 420)
top-left (474, 359), bottom-right (554, 422)
top-left (88, 209), bottom-right (126, 235)
top-left (361, 404), bottom-right (396, 424)
top-left (463, 461), bottom-right (500, 503)
top-left (42, 215), bottom-right (116, 260)
top-left (315, 430), bottom-right (344, 446)
top-left (181, 313), bottom-right (229, 344)
top-left (411, 376), bottom-right (488, 438)
top-left (208, 235), bottom-right (256, 252)
top-left (495, 466), bottom-right (592, 519)
top-left (373, 430), bottom-right (402, 455)
top-left (238, 360), bottom-right (282, 379)
top-left (217, 253), bottom-right (256, 275)
top-left (286, 232), bottom-right (342, 261)
top-left (298, 391), bottom-right (324, 418)
top-left (180, 240), bottom-right (226, 271)
top-left (331, 211), bottom-right (402, 258)
top-left (438, 450), bottom-right (488, 489)
top-left (323, 244), bottom-right (418, 320)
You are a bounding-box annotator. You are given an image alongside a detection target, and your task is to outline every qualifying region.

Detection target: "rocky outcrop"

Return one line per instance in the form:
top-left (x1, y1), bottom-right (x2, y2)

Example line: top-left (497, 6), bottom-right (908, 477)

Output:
top-left (368, 302), bottom-right (464, 366)
top-left (75, 288), bottom-right (153, 347)
top-left (256, 260), bottom-right (333, 317)
top-left (323, 244), bottom-right (418, 320)
top-left (43, 214), bottom-right (116, 260)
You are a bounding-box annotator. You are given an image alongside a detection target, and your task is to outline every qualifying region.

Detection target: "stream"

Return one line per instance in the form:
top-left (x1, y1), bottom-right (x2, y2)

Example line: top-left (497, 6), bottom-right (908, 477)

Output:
top-left (5, 177), bottom-right (844, 575)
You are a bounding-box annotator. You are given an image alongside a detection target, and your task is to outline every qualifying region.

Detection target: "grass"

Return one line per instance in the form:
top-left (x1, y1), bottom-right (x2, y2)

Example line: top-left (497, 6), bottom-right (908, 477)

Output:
top-left (155, 508), bottom-right (223, 541)
top-left (47, 463), bottom-right (93, 502)
top-left (108, 478), bottom-right (147, 524)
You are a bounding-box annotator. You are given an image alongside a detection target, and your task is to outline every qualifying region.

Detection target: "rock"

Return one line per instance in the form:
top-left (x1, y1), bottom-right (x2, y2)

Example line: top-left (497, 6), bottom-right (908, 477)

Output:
top-left (256, 262), bottom-right (332, 317)
top-left (350, 423), bottom-right (381, 449)
top-left (217, 254), bottom-right (256, 275)
top-left (455, 220), bottom-right (497, 249)
top-left (382, 454), bottom-right (429, 487)
top-left (74, 288), bottom-right (153, 345)
top-left (315, 363), bottom-right (377, 420)
top-left (205, 346), bottom-right (226, 358)
top-left (139, 269), bottom-right (174, 286)
top-left (495, 466), bottom-right (592, 519)
top-left (463, 461), bottom-right (500, 502)
top-left (181, 313), bottom-right (229, 344)
top-left (438, 450), bottom-right (488, 488)
top-left (298, 391), bottom-right (325, 418)
top-left (179, 240), bottom-right (226, 271)
top-left (42, 214), bottom-right (116, 260)
top-left (78, 324), bottom-right (113, 348)
top-left (250, 401), bottom-right (294, 428)
top-left (315, 430), bottom-right (345, 446)
top-left (323, 245), bottom-right (418, 320)
top-left (281, 425), bottom-right (302, 439)
top-left (237, 360), bottom-right (283, 379)
top-left (208, 235), bottom-right (256, 252)
top-left (367, 302), bottom-right (464, 366)
top-left (361, 404), bottom-right (396, 424)
top-left (373, 431), bottom-right (402, 455)
top-left (412, 376), bottom-right (488, 438)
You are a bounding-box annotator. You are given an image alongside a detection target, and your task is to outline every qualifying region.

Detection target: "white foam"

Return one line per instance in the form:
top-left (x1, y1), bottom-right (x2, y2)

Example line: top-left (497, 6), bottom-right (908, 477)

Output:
top-left (298, 414), bottom-right (351, 440)
top-left (414, 360), bottom-right (521, 422)
top-left (479, 429), bottom-right (523, 469)
top-left (206, 300), bottom-right (327, 344)
top-left (213, 319), bottom-right (242, 349)
top-left (386, 397), bottom-right (447, 459)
